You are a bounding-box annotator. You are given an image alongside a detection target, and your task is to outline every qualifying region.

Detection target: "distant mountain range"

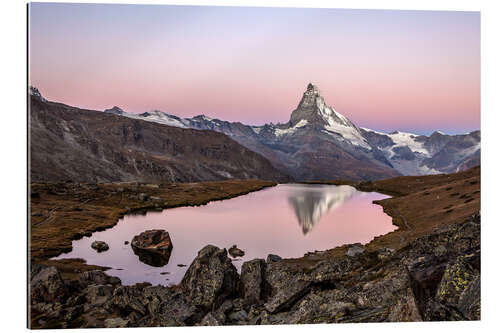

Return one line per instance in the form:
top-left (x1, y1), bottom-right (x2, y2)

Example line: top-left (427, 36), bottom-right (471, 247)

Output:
top-left (103, 83), bottom-right (480, 180)
top-left (29, 87), bottom-right (290, 183)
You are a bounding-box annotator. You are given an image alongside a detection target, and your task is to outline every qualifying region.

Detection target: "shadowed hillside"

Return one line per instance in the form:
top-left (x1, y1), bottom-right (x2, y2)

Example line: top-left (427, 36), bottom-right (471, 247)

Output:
top-left (29, 95), bottom-right (291, 183)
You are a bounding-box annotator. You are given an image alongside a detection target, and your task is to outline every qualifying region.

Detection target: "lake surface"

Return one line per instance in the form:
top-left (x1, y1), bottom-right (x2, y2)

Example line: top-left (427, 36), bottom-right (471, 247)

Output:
top-left (54, 184), bottom-right (395, 286)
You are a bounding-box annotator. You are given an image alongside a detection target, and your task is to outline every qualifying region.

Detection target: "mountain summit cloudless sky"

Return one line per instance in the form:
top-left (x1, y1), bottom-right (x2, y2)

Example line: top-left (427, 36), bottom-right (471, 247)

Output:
top-left (29, 3), bottom-right (480, 135)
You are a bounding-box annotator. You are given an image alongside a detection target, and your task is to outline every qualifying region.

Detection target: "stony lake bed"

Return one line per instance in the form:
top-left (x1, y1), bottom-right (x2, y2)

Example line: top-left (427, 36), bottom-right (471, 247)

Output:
top-left (29, 167), bottom-right (481, 328)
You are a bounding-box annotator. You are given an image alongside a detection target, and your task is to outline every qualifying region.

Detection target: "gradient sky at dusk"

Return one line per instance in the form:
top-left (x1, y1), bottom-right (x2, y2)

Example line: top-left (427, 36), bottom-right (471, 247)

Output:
top-left (29, 3), bottom-right (480, 135)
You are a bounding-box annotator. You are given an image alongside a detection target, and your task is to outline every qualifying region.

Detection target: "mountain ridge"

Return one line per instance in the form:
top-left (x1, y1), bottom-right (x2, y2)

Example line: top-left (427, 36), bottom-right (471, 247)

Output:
top-left (29, 88), bottom-right (291, 183)
top-left (31, 84), bottom-right (480, 180)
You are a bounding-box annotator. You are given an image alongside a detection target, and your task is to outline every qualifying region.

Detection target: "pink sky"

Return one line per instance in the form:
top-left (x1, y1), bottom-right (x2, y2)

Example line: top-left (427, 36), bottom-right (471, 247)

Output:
top-left (29, 4), bottom-right (480, 135)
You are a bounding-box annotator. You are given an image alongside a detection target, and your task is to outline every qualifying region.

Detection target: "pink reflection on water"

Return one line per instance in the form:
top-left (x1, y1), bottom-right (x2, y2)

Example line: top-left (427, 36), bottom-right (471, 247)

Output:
top-left (55, 184), bottom-right (395, 286)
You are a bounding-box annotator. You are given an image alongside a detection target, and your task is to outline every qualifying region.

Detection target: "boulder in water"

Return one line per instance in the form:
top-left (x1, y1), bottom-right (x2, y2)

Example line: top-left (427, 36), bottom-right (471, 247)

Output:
top-left (131, 229), bottom-right (173, 267)
top-left (91, 241), bottom-right (109, 252)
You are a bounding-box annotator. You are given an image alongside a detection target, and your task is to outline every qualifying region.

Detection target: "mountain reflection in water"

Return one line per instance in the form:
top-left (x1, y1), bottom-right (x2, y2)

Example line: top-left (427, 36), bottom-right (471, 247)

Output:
top-left (288, 185), bottom-right (358, 234)
top-left (55, 184), bottom-right (393, 286)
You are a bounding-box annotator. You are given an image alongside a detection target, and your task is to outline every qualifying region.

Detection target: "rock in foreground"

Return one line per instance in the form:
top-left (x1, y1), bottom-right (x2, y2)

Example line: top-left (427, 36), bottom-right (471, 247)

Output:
top-left (131, 229), bottom-right (173, 267)
top-left (181, 245), bottom-right (239, 310)
top-left (29, 214), bottom-right (480, 328)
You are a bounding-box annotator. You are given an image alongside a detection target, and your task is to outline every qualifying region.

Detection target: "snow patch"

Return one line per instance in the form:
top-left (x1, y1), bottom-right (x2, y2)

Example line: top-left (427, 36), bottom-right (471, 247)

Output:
top-left (323, 119), bottom-right (371, 150)
top-left (126, 111), bottom-right (188, 128)
top-left (217, 171), bottom-right (233, 179)
top-left (274, 119), bottom-right (309, 137)
top-left (387, 131), bottom-right (429, 156)
top-left (360, 127), bottom-right (386, 136)
top-left (457, 142), bottom-right (480, 157)
top-left (198, 115), bottom-right (213, 121)
top-left (252, 127), bottom-right (263, 134)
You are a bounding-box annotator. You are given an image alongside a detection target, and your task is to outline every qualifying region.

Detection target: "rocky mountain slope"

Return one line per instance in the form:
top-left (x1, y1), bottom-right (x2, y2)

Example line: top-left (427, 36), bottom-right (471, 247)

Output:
top-left (29, 87), bottom-right (290, 183)
top-left (106, 83), bottom-right (479, 180)
top-left (105, 84), bottom-right (401, 181)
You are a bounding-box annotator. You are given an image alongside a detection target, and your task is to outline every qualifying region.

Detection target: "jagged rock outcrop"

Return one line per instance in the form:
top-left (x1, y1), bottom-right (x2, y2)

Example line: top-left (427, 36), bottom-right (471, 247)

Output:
top-left (30, 265), bottom-right (68, 304)
top-left (240, 259), bottom-right (267, 305)
top-left (78, 270), bottom-right (121, 286)
top-left (180, 245), bottom-right (240, 310)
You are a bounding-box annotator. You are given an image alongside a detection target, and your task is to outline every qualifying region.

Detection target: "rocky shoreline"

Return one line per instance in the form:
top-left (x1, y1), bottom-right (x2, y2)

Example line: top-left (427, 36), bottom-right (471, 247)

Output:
top-left (30, 179), bottom-right (277, 261)
top-left (30, 213), bottom-right (480, 328)
top-left (29, 167), bottom-right (481, 328)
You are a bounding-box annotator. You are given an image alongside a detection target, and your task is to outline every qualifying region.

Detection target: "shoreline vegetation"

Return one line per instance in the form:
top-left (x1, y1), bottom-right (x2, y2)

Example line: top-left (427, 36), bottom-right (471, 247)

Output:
top-left (29, 166), bottom-right (480, 327)
top-left (30, 180), bottom-right (277, 266)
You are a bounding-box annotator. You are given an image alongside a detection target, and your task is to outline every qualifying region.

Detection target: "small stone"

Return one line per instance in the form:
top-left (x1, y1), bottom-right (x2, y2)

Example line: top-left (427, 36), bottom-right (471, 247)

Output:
top-left (149, 196), bottom-right (163, 202)
top-left (104, 317), bottom-right (129, 328)
top-left (91, 241), bottom-right (109, 252)
top-left (138, 193), bottom-right (150, 201)
top-left (228, 245), bottom-right (245, 258)
top-left (199, 312), bottom-right (221, 326)
top-left (228, 309), bottom-right (248, 322)
top-left (266, 254), bottom-right (282, 263)
top-left (377, 247), bottom-right (395, 261)
top-left (78, 270), bottom-right (121, 286)
top-left (434, 244), bottom-right (447, 257)
top-left (346, 243), bottom-right (365, 257)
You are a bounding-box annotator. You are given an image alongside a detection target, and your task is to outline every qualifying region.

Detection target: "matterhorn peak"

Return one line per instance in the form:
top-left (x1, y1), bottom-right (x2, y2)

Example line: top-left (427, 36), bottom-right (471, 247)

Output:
top-left (306, 82), bottom-right (321, 95)
top-left (290, 83), bottom-right (342, 127)
top-left (285, 83), bottom-right (371, 149)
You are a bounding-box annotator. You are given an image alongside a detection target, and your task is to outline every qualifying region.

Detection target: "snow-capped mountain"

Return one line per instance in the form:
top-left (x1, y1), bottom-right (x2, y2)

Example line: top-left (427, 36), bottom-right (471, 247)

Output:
top-left (104, 83), bottom-right (399, 180)
top-left (288, 83), bottom-right (371, 149)
top-left (360, 128), bottom-right (480, 175)
top-left (104, 84), bottom-right (372, 150)
top-left (102, 83), bottom-right (480, 180)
